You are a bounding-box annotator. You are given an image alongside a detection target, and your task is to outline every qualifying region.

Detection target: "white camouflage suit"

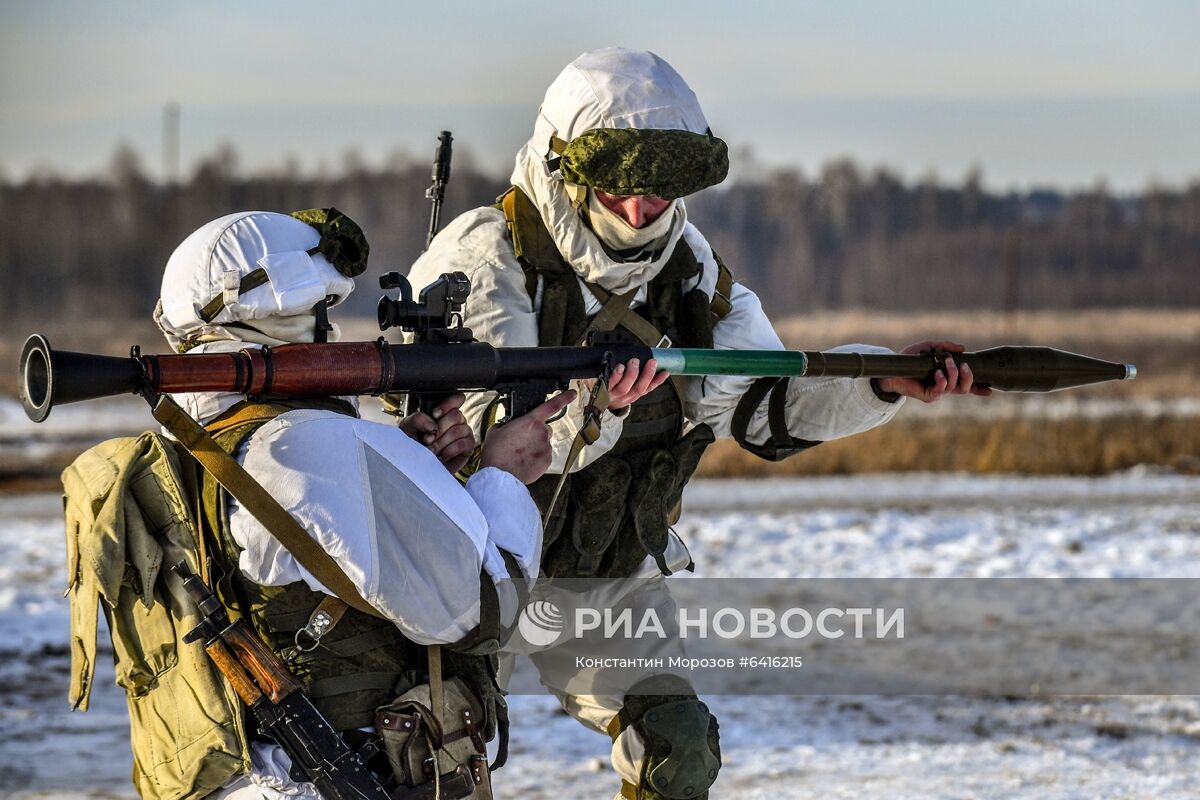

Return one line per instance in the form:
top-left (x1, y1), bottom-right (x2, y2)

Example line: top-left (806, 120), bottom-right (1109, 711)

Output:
top-left (156, 212), bottom-right (543, 800)
top-left (404, 48), bottom-right (905, 797)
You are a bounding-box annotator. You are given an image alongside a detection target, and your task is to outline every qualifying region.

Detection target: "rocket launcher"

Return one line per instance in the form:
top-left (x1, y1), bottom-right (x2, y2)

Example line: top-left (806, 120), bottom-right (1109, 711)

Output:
top-left (18, 271), bottom-right (1135, 423)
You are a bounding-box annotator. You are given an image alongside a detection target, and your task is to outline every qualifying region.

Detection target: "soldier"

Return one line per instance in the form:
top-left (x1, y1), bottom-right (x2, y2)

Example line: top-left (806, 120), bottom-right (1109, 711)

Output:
top-left (405, 49), bottom-right (987, 799)
top-left (147, 210), bottom-right (573, 799)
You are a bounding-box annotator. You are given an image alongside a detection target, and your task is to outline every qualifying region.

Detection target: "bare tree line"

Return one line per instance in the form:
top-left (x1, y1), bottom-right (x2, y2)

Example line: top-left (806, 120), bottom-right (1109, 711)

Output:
top-left (3, 146), bottom-right (1197, 330)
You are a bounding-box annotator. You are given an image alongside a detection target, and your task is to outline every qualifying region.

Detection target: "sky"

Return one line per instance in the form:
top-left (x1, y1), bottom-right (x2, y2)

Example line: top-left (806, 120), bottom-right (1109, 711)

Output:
top-left (1, 1), bottom-right (1197, 192)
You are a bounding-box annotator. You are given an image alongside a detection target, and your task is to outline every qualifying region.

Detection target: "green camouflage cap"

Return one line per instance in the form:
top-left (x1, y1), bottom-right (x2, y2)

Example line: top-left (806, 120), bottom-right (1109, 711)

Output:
top-left (289, 206), bottom-right (370, 277)
top-left (554, 128), bottom-right (729, 200)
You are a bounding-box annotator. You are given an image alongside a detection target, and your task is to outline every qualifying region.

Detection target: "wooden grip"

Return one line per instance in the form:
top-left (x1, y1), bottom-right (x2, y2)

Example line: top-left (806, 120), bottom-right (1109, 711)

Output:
top-left (205, 640), bottom-right (265, 706)
top-left (222, 623), bottom-right (304, 702)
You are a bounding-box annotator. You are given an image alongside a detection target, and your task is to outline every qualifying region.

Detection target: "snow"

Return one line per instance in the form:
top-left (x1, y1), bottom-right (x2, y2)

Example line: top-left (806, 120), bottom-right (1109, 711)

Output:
top-left (3, 472), bottom-right (1200, 798)
top-left (679, 472), bottom-right (1200, 578)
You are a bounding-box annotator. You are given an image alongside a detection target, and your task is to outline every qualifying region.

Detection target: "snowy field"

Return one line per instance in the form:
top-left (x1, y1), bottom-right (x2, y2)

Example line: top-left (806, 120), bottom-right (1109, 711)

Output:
top-left (2, 472), bottom-right (1200, 799)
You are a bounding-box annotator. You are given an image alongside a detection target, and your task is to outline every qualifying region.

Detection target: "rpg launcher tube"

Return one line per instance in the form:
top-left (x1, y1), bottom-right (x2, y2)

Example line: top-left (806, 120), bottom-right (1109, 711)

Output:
top-left (18, 334), bottom-right (1135, 422)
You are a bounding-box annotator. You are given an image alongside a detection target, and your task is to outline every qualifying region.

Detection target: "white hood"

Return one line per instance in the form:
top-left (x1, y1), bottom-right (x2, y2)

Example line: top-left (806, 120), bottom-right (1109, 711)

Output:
top-left (154, 210), bottom-right (358, 423)
top-left (510, 48), bottom-right (712, 294)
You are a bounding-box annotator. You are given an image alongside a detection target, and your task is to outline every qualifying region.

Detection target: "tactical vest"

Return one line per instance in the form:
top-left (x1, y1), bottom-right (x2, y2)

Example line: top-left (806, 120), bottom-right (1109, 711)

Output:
top-left (194, 400), bottom-right (504, 740)
top-left (499, 187), bottom-right (730, 579)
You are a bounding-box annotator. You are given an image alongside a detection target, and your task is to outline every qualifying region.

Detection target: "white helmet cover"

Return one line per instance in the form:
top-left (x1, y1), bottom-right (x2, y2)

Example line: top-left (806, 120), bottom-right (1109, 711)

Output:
top-left (531, 47), bottom-right (711, 159)
top-left (155, 211), bottom-right (356, 351)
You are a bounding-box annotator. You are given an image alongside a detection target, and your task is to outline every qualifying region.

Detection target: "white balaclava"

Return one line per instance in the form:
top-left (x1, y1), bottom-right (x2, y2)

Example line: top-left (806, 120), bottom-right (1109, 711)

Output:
top-left (585, 187), bottom-right (678, 254)
top-left (154, 211), bottom-right (357, 421)
top-left (511, 48), bottom-right (714, 294)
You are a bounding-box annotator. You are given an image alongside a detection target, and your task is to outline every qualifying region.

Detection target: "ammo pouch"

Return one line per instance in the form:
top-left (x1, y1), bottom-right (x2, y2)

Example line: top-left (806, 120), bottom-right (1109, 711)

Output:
top-left (565, 457), bottom-right (632, 575)
top-left (540, 423), bottom-right (715, 579)
top-left (376, 677), bottom-right (492, 800)
top-left (625, 423), bottom-right (714, 574)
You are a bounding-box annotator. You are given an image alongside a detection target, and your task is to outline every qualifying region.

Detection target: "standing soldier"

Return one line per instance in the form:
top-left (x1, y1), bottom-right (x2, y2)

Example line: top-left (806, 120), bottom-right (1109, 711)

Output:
top-left (405, 48), bottom-right (987, 799)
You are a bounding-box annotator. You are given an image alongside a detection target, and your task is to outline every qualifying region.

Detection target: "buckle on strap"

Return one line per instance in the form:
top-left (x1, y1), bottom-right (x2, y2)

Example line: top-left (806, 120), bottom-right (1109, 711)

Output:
top-left (289, 596), bottom-right (349, 658)
top-left (580, 354), bottom-right (616, 446)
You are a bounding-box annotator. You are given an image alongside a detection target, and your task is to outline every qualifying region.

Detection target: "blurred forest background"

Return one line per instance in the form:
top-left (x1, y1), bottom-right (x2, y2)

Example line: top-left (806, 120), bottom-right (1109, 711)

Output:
top-left (4, 142), bottom-right (1198, 328)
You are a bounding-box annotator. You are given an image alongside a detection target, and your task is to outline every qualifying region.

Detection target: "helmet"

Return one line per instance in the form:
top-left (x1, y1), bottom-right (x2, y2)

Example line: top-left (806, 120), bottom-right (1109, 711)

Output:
top-left (532, 48), bottom-right (728, 200)
top-left (154, 210), bottom-right (360, 352)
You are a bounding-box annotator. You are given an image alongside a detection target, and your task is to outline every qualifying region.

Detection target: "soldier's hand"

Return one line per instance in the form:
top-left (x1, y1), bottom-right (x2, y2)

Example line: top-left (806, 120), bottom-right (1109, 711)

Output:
top-left (602, 358), bottom-right (671, 410)
top-left (399, 392), bottom-right (477, 473)
top-left (480, 390), bottom-right (577, 484)
top-left (876, 341), bottom-right (994, 403)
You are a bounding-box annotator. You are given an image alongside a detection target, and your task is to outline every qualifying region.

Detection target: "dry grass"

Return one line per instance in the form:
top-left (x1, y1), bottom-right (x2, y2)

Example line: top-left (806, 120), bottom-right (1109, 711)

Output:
top-left (698, 415), bottom-right (1200, 477)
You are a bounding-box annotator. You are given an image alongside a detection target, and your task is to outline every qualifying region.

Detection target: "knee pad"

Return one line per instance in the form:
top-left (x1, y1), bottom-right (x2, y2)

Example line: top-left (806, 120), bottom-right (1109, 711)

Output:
top-left (613, 676), bottom-right (721, 800)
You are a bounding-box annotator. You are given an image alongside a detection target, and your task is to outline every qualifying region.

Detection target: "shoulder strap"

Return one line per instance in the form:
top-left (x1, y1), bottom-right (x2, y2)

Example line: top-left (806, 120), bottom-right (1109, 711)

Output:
top-left (584, 280), bottom-right (689, 412)
top-left (151, 394), bottom-right (386, 619)
top-left (577, 282), bottom-right (640, 345)
top-left (500, 187), bottom-right (569, 273)
top-left (710, 251), bottom-right (734, 323)
top-left (498, 187), bottom-right (537, 318)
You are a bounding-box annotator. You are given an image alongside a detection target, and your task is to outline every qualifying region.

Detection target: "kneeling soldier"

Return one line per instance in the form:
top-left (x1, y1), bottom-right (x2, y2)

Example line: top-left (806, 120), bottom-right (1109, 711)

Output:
top-left (64, 209), bottom-right (572, 800)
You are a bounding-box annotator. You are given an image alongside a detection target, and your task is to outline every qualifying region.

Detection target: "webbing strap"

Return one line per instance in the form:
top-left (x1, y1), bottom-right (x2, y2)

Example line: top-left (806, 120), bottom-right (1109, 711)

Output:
top-left (198, 268), bottom-right (271, 323)
top-left (491, 698), bottom-right (510, 771)
top-left (542, 379), bottom-right (612, 527)
top-left (584, 280), bottom-right (689, 407)
top-left (428, 644), bottom-right (444, 747)
top-left (729, 377), bottom-right (822, 461)
top-left (578, 283), bottom-right (640, 346)
top-left (607, 709), bottom-right (628, 741)
top-left (151, 394), bottom-right (386, 619)
top-left (445, 567), bottom-right (502, 655)
top-left (306, 671), bottom-right (402, 699)
top-left (305, 623), bottom-right (396, 659)
top-left (204, 400), bottom-right (294, 435)
top-left (583, 281), bottom-right (662, 346)
top-left (711, 252), bottom-right (734, 323)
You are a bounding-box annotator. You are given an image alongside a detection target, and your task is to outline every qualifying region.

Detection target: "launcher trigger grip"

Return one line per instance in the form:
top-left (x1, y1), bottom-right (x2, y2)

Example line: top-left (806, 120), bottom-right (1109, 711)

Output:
top-left (498, 378), bottom-right (564, 423)
top-left (918, 347), bottom-right (946, 388)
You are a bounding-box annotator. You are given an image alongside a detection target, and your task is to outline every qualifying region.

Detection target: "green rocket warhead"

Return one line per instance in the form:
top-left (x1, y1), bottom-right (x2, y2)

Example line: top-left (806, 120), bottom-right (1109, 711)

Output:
top-left (649, 346), bottom-right (1136, 392)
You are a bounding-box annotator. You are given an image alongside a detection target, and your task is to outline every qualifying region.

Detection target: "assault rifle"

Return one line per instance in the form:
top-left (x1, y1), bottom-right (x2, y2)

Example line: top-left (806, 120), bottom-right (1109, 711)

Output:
top-left (18, 272), bottom-right (1135, 424)
top-left (425, 131), bottom-right (452, 249)
top-left (173, 561), bottom-right (480, 799)
top-left (172, 563), bottom-right (391, 800)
